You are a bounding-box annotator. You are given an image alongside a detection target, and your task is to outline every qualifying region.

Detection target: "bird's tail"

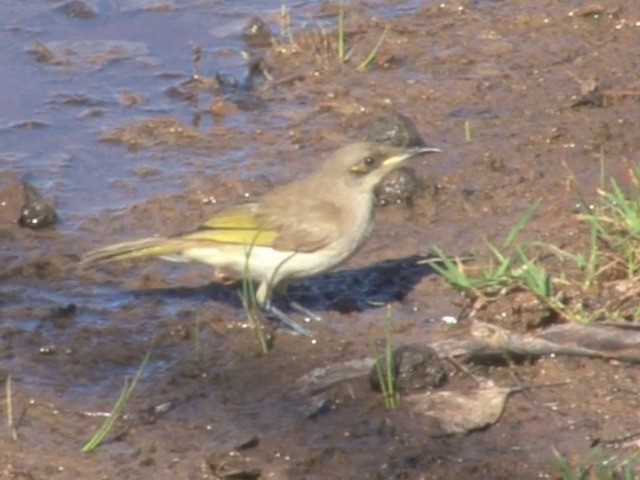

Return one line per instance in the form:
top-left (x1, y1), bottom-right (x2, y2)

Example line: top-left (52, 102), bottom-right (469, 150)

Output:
top-left (81, 237), bottom-right (190, 266)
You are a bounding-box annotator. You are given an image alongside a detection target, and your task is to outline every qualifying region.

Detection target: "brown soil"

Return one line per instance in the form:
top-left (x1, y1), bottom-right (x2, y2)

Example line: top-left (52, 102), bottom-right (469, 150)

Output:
top-left (3, 1), bottom-right (640, 479)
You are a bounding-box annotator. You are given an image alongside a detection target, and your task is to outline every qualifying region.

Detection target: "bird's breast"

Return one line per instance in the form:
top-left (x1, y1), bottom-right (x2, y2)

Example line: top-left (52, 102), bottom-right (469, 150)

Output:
top-left (335, 193), bottom-right (375, 255)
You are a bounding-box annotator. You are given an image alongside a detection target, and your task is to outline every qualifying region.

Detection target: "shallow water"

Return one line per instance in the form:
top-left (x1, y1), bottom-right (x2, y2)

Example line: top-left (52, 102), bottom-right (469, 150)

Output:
top-left (1, 0), bottom-right (426, 225)
top-left (3, 1), bottom-right (277, 222)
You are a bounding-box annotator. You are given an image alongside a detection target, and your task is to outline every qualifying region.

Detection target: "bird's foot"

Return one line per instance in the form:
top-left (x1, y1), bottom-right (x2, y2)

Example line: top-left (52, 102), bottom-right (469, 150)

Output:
top-left (265, 304), bottom-right (313, 337)
top-left (289, 301), bottom-right (322, 322)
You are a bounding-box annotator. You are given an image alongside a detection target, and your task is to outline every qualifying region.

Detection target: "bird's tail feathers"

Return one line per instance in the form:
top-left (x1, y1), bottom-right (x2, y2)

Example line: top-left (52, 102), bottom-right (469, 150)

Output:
top-left (80, 237), bottom-right (190, 266)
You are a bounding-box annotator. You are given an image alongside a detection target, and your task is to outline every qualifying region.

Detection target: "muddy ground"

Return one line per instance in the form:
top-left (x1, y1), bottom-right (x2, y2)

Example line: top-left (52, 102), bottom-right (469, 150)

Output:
top-left (2, 1), bottom-right (640, 478)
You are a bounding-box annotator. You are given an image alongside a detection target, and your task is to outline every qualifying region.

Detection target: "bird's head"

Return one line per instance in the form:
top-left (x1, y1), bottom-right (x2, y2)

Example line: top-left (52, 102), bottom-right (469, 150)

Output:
top-left (321, 142), bottom-right (440, 193)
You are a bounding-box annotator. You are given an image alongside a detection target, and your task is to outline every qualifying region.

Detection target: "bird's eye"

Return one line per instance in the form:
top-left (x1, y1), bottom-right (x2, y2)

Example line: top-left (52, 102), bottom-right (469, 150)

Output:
top-left (349, 154), bottom-right (380, 174)
top-left (363, 156), bottom-right (377, 167)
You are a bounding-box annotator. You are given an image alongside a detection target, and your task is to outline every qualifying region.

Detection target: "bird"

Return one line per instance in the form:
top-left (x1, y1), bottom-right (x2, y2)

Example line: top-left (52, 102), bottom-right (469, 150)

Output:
top-left (81, 142), bottom-right (440, 334)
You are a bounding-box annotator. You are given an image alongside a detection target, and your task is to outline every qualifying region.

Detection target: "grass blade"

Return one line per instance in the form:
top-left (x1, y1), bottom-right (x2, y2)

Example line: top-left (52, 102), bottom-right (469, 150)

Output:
top-left (82, 345), bottom-right (153, 453)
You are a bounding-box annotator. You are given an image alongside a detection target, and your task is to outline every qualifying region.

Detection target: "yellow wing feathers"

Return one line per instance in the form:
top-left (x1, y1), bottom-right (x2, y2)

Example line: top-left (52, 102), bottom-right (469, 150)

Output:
top-left (183, 227), bottom-right (279, 247)
top-left (188, 204), bottom-right (279, 247)
top-left (199, 205), bottom-right (262, 230)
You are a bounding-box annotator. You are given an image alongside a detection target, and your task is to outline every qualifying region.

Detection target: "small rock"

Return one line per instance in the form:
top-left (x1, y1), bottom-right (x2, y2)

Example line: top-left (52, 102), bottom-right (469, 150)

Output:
top-left (242, 17), bottom-right (274, 48)
top-left (302, 395), bottom-right (333, 420)
top-left (395, 345), bottom-right (447, 392)
top-left (205, 450), bottom-right (261, 480)
top-left (18, 181), bottom-right (58, 229)
top-left (215, 56), bottom-right (268, 93)
top-left (30, 42), bottom-right (56, 63)
top-left (235, 436), bottom-right (260, 450)
top-left (370, 344), bottom-right (447, 394)
top-left (55, 0), bottom-right (98, 19)
top-left (136, 399), bottom-right (179, 425)
top-left (569, 5), bottom-right (620, 19)
top-left (365, 113), bottom-right (438, 206)
top-left (363, 113), bottom-right (428, 149)
top-left (374, 166), bottom-right (421, 206)
top-left (571, 77), bottom-right (604, 108)
top-left (49, 303), bottom-right (77, 329)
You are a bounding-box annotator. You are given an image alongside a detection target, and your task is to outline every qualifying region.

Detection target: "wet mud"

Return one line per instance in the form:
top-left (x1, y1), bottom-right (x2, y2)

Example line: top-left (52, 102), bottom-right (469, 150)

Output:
top-left (2, 1), bottom-right (640, 478)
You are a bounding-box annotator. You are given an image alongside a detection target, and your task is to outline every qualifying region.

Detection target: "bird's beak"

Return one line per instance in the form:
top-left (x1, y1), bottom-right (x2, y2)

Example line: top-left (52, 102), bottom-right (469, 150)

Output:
top-left (381, 146), bottom-right (441, 167)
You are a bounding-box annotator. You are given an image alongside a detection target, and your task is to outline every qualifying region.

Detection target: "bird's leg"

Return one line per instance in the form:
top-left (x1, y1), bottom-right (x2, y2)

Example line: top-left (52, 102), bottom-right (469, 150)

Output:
top-left (256, 280), bottom-right (313, 336)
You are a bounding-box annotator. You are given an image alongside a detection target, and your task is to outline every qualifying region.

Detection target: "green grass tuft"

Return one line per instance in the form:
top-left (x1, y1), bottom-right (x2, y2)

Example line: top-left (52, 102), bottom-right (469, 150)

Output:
top-left (240, 236), bottom-right (270, 355)
top-left (372, 306), bottom-right (399, 410)
top-left (82, 345), bottom-right (153, 453)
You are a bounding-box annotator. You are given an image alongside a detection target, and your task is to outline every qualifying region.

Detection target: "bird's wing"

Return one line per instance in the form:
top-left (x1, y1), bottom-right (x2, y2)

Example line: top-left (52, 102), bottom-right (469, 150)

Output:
top-left (265, 199), bottom-right (341, 253)
top-left (179, 199), bottom-right (340, 253)
top-left (180, 203), bottom-right (278, 247)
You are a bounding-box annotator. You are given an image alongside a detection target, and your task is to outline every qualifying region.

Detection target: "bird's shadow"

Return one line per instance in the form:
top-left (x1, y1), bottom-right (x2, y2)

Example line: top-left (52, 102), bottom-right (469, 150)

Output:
top-left (131, 254), bottom-right (438, 315)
